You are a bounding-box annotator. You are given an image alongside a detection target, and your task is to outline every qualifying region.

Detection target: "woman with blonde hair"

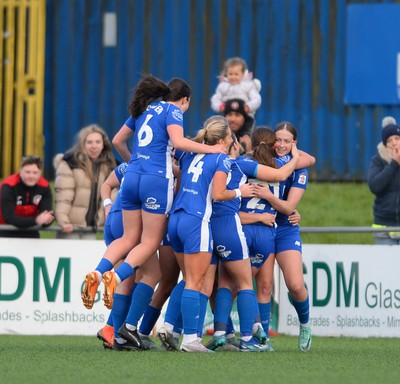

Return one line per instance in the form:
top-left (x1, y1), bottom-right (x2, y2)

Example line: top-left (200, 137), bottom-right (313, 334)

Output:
top-left (158, 115), bottom-right (255, 352)
top-left (54, 124), bottom-right (116, 239)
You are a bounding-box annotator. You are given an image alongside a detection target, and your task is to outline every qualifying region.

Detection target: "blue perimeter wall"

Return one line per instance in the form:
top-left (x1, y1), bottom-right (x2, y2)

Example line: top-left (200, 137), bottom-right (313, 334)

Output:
top-left (43, 0), bottom-right (400, 181)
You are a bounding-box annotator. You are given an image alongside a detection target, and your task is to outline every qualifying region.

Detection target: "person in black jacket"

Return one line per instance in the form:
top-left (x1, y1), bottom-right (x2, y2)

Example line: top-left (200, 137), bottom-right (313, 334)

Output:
top-left (0, 156), bottom-right (54, 238)
top-left (368, 119), bottom-right (400, 245)
top-left (223, 98), bottom-right (255, 153)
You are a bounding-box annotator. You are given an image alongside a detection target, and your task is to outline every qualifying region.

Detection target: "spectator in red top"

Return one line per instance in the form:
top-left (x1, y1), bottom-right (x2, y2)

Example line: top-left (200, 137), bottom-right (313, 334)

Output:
top-left (0, 156), bottom-right (54, 238)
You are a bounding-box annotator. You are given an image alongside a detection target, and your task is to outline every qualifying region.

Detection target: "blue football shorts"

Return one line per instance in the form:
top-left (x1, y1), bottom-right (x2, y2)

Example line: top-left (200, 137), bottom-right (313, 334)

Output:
top-left (242, 224), bottom-right (276, 269)
top-left (275, 225), bottom-right (302, 254)
top-left (168, 210), bottom-right (213, 254)
top-left (211, 214), bottom-right (249, 263)
top-left (103, 210), bottom-right (123, 246)
top-left (121, 171), bottom-right (174, 214)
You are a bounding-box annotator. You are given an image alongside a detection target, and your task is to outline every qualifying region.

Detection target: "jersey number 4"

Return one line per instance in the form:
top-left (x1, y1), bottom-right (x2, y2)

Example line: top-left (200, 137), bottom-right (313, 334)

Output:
top-left (188, 154), bottom-right (205, 182)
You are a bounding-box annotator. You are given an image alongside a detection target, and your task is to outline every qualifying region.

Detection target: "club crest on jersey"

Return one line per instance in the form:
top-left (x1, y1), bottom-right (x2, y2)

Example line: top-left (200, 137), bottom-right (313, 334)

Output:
top-left (145, 197), bottom-right (160, 210)
top-left (172, 109), bottom-right (183, 122)
top-left (223, 157), bottom-right (232, 171)
top-left (33, 194), bottom-right (43, 205)
top-left (298, 173), bottom-right (307, 185)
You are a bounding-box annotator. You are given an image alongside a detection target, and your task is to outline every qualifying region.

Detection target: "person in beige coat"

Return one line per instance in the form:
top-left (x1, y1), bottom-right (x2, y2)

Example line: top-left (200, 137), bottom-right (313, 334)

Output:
top-left (54, 124), bottom-right (116, 239)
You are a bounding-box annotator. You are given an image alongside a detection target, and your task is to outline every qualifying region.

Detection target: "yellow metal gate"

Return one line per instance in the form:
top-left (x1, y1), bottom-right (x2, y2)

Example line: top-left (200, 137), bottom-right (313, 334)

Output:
top-left (0, 0), bottom-right (46, 178)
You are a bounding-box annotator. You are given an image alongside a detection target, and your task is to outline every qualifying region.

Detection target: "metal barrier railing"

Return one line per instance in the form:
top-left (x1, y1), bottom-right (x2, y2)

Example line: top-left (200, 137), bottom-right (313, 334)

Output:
top-left (1, 224), bottom-right (400, 234)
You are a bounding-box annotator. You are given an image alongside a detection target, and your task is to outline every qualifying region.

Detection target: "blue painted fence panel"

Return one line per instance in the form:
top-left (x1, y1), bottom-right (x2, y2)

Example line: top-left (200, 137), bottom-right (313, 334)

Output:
top-left (43, 0), bottom-right (400, 180)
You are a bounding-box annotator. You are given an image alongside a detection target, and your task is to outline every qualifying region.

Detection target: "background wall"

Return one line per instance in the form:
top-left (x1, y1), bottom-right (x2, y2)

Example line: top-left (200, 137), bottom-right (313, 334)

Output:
top-left (42, 0), bottom-right (400, 180)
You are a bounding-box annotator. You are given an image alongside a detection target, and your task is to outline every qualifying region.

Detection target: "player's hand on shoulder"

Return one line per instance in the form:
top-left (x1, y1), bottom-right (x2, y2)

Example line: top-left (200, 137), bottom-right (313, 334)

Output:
top-left (211, 143), bottom-right (228, 154)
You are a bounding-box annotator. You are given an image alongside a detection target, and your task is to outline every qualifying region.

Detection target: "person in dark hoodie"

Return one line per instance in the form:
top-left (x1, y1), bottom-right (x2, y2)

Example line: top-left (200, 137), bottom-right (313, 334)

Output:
top-left (223, 98), bottom-right (255, 153)
top-left (53, 124), bottom-right (116, 239)
top-left (0, 155), bottom-right (54, 238)
top-left (368, 117), bottom-right (400, 245)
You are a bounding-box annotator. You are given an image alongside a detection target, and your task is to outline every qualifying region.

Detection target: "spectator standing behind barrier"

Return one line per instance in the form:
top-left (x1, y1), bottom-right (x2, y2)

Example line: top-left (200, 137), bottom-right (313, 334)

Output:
top-left (0, 156), bottom-right (54, 238)
top-left (210, 57), bottom-right (261, 117)
top-left (368, 116), bottom-right (400, 245)
top-left (53, 124), bottom-right (116, 239)
top-left (223, 98), bottom-right (255, 153)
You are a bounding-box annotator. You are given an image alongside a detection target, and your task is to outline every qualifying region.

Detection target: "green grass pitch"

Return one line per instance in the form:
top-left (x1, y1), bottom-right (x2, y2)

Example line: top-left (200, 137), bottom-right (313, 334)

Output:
top-left (2, 334), bottom-right (399, 384)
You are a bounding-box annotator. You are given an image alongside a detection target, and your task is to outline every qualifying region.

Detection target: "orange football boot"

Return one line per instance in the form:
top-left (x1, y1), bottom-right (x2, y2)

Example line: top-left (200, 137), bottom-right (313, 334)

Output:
top-left (102, 271), bottom-right (118, 309)
top-left (81, 272), bottom-right (100, 309)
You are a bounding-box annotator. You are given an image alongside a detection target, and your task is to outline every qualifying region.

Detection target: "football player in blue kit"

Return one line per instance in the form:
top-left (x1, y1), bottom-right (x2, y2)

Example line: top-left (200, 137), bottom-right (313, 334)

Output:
top-left (82, 75), bottom-right (227, 348)
top-left (96, 162), bottom-right (131, 348)
top-left (205, 132), bottom-right (300, 352)
top-left (237, 127), bottom-right (291, 350)
top-left (96, 163), bottom-right (161, 351)
top-left (161, 115), bottom-right (256, 352)
top-left (253, 121), bottom-right (315, 352)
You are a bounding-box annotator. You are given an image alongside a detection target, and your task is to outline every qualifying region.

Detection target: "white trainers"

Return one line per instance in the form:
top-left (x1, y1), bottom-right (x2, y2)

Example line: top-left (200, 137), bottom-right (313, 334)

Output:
top-left (157, 326), bottom-right (179, 351)
top-left (298, 325), bottom-right (312, 352)
top-left (180, 339), bottom-right (214, 353)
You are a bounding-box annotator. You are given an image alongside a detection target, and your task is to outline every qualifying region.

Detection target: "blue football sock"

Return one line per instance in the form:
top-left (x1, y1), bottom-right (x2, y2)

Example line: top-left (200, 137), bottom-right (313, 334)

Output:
top-left (197, 293), bottom-right (209, 337)
top-left (106, 313), bottom-right (113, 327)
top-left (258, 302), bottom-right (271, 334)
top-left (237, 289), bottom-right (256, 337)
top-left (125, 282), bottom-right (154, 328)
top-left (226, 316), bottom-right (235, 334)
top-left (292, 295), bottom-right (310, 325)
top-left (173, 313), bottom-right (183, 336)
top-left (181, 289), bottom-right (200, 335)
top-left (253, 294), bottom-right (262, 324)
top-left (139, 305), bottom-right (161, 336)
top-left (214, 288), bottom-right (232, 332)
top-left (115, 262), bottom-right (135, 282)
top-left (112, 293), bottom-right (131, 338)
top-left (95, 258), bottom-right (113, 275)
top-left (165, 280), bottom-right (186, 326)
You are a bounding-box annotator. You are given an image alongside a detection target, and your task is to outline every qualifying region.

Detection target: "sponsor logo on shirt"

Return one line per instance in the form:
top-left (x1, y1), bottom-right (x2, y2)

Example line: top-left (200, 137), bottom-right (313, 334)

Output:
top-left (182, 187), bottom-right (198, 195)
top-left (137, 153), bottom-right (150, 160)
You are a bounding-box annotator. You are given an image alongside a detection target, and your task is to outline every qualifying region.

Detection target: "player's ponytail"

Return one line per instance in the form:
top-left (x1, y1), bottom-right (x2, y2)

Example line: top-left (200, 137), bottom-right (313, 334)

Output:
top-left (251, 126), bottom-right (277, 168)
top-left (128, 75), bottom-right (191, 118)
top-left (128, 75), bottom-right (170, 118)
top-left (164, 78), bottom-right (191, 102)
top-left (192, 115), bottom-right (230, 145)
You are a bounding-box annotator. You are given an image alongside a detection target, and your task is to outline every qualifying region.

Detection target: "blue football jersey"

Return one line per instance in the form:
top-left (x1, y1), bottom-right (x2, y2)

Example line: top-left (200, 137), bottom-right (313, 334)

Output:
top-left (125, 101), bottom-right (184, 179)
top-left (170, 152), bottom-right (232, 222)
top-left (240, 157), bottom-right (286, 217)
top-left (212, 155), bottom-right (258, 217)
top-left (276, 166), bottom-right (308, 226)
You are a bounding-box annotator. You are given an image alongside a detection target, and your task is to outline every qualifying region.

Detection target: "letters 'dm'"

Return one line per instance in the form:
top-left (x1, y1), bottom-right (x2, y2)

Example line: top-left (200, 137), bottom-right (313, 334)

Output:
top-left (0, 257), bottom-right (70, 302)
